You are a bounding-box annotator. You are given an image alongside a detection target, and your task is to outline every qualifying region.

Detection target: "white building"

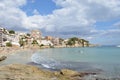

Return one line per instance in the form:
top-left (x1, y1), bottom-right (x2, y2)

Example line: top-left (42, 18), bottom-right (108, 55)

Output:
top-left (0, 28), bottom-right (3, 46)
top-left (40, 40), bottom-right (53, 46)
top-left (31, 30), bottom-right (42, 40)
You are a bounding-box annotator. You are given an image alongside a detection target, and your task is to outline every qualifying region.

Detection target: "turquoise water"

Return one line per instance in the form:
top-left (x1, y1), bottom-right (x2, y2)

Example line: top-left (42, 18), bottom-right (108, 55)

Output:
top-left (32, 47), bottom-right (120, 63)
top-left (31, 47), bottom-right (120, 78)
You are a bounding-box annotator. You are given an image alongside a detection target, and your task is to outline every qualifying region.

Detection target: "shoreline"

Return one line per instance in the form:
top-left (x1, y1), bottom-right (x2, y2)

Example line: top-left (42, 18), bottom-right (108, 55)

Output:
top-left (0, 47), bottom-right (99, 80)
top-left (0, 46), bottom-right (119, 80)
top-left (0, 46), bottom-right (40, 57)
top-left (0, 45), bottom-right (94, 57)
top-left (0, 64), bottom-right (99, 80)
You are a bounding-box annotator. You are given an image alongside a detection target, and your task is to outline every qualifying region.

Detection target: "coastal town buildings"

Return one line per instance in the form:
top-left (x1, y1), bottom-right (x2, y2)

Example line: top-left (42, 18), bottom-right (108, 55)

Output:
top-left (0, 27), bottom-right (10, 46)
top-left (52, 37), bottom-right (60, 46)
top-left (0, 28), bottom-right (20, 47)
top-left (45, 36), bottom-right (53, 41)
top-left (0, 28), bottom-right (2, 47)
top-left (30, 30), bottom-right (42, 46)
top-left (0, 27), bottom-right (91, 48)
top-left (41, 40), bottom-right (53, 46)
top-left (31, 30), bottom-right (42, 40)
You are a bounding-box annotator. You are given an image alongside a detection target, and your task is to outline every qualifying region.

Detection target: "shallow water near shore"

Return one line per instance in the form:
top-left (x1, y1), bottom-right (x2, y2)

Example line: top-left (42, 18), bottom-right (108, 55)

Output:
top-left (0, 47), bottom-right (120, 79)
top-left (0, 50), bottom-right (33, 65)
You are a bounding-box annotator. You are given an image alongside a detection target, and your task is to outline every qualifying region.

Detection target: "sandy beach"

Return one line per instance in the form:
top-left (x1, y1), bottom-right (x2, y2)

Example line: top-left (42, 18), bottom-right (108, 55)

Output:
top-left (0, 45), bottom-right (41, 57)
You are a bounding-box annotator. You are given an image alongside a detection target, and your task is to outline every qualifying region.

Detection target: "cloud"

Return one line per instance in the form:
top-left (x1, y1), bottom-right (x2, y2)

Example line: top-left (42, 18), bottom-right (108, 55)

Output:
top-left (31, 0), bottom-right (35, 3)
top-left (33, 9), bottom-right (40, 15)
top-left (0, 0), bottom-right (120, 45)
top-left (90, 29), bottom-right (120, 45)
top-left (0, 0), bottom-right (27, 29)
top-left (113, 21), bottom-right (120, 29)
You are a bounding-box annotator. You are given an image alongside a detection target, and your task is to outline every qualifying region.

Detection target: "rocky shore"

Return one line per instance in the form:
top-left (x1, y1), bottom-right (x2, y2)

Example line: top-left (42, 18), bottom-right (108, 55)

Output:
top-left (0, 46), bottom-right (110, 80)
top-left (0, 64), bottom-right (98, 80)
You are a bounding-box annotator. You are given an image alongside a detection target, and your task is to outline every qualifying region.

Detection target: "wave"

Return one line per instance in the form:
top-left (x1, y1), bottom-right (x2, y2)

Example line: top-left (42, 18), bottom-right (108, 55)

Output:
top-left (31, 53), bottom-right (60, 69)
top-left (41, 64), bottom-right (51, 68)
top-left (31, 53), bottom-right (99, 71)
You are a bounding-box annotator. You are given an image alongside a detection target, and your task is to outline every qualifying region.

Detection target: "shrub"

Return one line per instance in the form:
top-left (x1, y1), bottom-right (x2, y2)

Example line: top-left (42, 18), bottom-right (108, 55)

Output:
top-left (9, 30), bottom-right (15, 34)
top-left (6, 42), bottom-right (12, 47)
top-left (32, 40), bottom-right (38, 44)
top-left (19, 39), bottom-right (24, 47)
top-left (40, 44), bottom-right (44, 46)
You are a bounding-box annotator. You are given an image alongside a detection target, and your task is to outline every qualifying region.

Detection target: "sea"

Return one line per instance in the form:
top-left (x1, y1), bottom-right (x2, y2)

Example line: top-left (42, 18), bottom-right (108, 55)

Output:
top-left (0, 46), bottom-right (120, 79)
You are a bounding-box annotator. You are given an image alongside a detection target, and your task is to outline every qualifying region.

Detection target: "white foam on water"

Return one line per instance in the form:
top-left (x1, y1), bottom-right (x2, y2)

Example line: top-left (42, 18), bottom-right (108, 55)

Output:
top-left (41, 64), bottom-right (51, 68)
top-left (31, 53), bottom-right (59, 69)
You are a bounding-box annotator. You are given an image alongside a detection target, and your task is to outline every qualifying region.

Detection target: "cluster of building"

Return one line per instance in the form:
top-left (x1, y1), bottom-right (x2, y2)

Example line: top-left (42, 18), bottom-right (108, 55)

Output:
top-left (0, 27), bottom-right (90, 48)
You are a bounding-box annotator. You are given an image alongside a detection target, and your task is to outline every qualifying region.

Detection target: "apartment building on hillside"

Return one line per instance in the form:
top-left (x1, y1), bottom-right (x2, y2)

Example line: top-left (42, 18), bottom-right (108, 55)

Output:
top-left (0, 28), bottom-right (2, 46)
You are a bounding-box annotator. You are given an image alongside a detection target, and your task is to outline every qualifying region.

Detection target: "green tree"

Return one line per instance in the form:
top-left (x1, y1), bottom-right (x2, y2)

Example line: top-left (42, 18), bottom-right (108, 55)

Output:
top-left (80, 39), bottom-right (85, 47)
top-left (67, 37), bottom-right (79, 46)
top-left (86, 41), bottom-right (89, 47)
top-left (32, 40), bottom-right (38, 45)
top-left (19, 39), bottom-right (24, 47)
top-left (9, 30), bottom-right (15, 34)
top-left (27, 33), bottom-right (30, 36)
top-left (6, 42), bottom-right (12, 47)
top-left (40, 44), bottom-right (44, 47)
top-left (67, 37), bottom-right (78, 46)
top-left (59, 38), bottom-right (64, 45)
top-left (67, 40), bottom-right (73, 46)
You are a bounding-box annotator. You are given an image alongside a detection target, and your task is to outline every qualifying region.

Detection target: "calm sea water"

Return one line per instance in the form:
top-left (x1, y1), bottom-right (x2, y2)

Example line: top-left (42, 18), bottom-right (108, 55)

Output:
top-left (31, 47), bottom-right (120, 78)
top-left (0, 47), bottom-right (120, 78)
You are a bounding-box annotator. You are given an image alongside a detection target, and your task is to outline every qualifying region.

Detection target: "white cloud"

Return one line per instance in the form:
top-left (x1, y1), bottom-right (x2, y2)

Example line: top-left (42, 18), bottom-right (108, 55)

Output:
top-left (0, 0), bottom-right (26, 29)
top-left (33, 9), bottom-right (40, 15)
top-left (113, 21), bottom-right (120, 29)
top-left (0, 0), bottom-right (120, 44)
top-left (90, 29), bottom-right (120, 45)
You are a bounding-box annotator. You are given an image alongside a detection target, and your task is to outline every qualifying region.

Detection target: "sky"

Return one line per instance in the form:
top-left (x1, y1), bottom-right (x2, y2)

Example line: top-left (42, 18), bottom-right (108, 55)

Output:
top-left (0, 0), bottom-right (120, 45)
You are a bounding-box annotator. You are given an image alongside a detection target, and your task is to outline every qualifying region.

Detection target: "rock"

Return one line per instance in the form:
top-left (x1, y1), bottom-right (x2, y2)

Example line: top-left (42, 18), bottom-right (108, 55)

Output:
top-left (0, 64), bottom-right (98, 80)
top-left (0, 56), bottom-right (7, 61)
top-left (59, 69), bottom-right (98, 80)
top-left (60, 69), bottom-right (79, 76)
top-left (0, 64), bottom-right (71, 80)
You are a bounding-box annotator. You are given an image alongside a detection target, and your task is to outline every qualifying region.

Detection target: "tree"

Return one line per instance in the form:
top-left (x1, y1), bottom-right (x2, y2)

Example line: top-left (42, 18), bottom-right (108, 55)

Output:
top-left (80, 39), bottom-right (89, 47)
top-left (6, 42), bottom-right (12, 47)
top-left (67, 40), bottom-right (73, 46)
top-left (27, 33), bottom-right (30, 36)
top-left (67, 39), bottom-right (74, 46)
top-left (70, 37), bottom-right (79, 41)
top-left (19, 39), bottom-right (24, 47)
top-left (86, 41), bottom-right (89, 47)
top-left (9, 30), bottom-right (15, 34)
top-left (80, 39), bottom-right (85, 47)
top-left (32, 40), bottom-right (38, 45)
top-left (59, 38), bottom-right (64, 45)
top-left (67, 37), bottom-right (79, 46)
top-left (40, 44), bottom-right (44, 47)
